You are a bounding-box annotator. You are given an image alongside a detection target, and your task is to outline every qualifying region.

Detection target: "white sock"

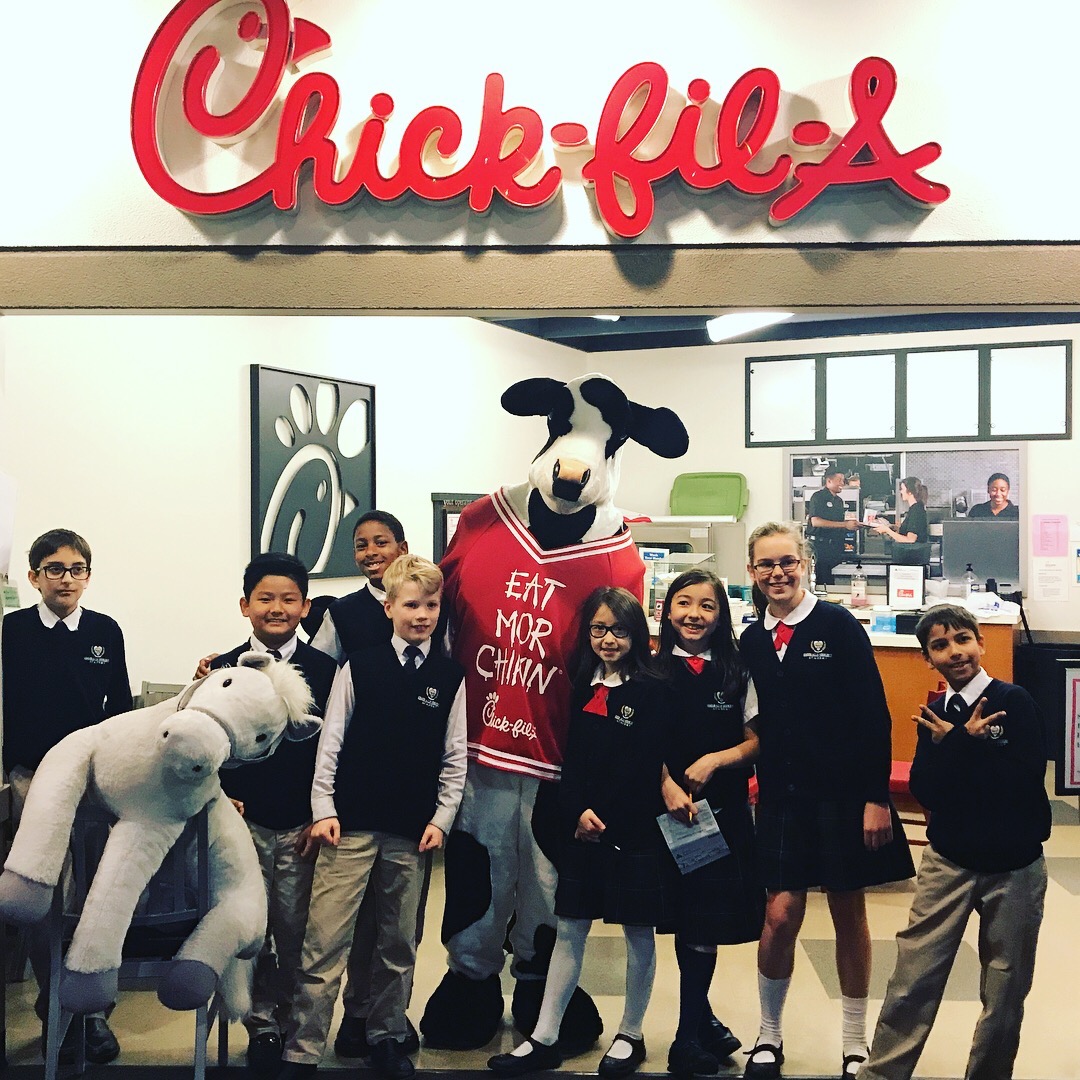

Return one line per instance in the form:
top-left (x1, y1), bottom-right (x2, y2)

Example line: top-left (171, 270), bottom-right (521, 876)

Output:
top-left (526, 917), bottom-right (592, 1048)
top-left (841, 995), bottom-right (868, 1057)
top-left (755, 972), bottom-right (791, 1052)
top-left (614, 925), bottom-right (655, 1044)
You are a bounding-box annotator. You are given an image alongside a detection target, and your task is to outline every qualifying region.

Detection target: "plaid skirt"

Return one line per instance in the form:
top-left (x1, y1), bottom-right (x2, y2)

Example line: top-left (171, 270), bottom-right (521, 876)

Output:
top-left (755, 797), bottom-right (916, 892)
top-left (673, 802), bottom-right (765, 946)
top-left (555, 835), bottom-right (678, 927)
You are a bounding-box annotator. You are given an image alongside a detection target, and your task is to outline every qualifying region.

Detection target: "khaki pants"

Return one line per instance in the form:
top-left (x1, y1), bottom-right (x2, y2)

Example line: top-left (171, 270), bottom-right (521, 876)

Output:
top-left (283, 832), bottom-right (425, 1064)
top-left (862, 846), bottom-right (1046, 1080)
top-left (245, 822), bottom-right (316, 1036)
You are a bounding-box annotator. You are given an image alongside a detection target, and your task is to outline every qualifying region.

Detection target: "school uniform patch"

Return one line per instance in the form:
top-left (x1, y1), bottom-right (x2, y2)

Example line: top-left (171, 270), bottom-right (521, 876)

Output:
top-left (708, 691), bottom-right (734, 711)
top-left (615, 705), bottom-right (635, 726)
top-left (418, 686), bottom-right (441, 708)
top-left (84, 646), bottom-right (109, 665)
top-left (803, 639), bottom-right (832, 659)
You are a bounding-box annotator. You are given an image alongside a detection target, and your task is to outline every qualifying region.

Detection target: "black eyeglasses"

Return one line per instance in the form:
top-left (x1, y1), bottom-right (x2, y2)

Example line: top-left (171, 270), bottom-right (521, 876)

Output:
top-left (36, 563), bottom-right (90, 580)
top-left (589, 623), bottom-right (630, 639)
top-left (751, 556), bottom-right (801, 576)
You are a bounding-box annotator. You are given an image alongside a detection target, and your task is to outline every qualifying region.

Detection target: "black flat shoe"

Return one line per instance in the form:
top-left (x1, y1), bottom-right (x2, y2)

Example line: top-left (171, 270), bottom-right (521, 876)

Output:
top-left (841, 1050), bottom-right (868, 1078)
top-left (488, 1038), bottom-right (563, 1076)
top-left (370, 1037), bottom-right (415, 1080)
top-left (84, 1016), bottom-right (121, 1065)
top-left (667, 1038), bottom-right (719, 1077)
top-left (598, 1034), bottom-right (646, 1078)
top-left (247, 1030), bottom-right (283, 1074)
top-left (334, 1015), bottom-right (370, 1058)
top-left (743, 1042), bottom-right (783, 1080)
top-left (699, 1016), bottom-right (741, 1060)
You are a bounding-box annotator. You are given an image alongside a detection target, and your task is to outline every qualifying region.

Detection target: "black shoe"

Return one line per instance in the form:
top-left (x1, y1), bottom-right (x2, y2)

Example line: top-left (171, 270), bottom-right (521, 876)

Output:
top-left (488, 1038), bottom-right (564, 1077)
top-left (599, 1034), bottom-right (647, 1078)
top-left (743, 1042), bottom-right (783, 1080)
top-left (841, 1049), bottom-right (868, 1078)
top-left (370, 1037), bottom-right (416, 1080)
top-left (247, 1030), bottom-right (283, 1074)
top-left (334, 1015), bottom-right (371, 1058)
top-left (85, 1016), bottom-right (121, 1065)
top-left (400, 1018), bottom-right (420, 1056)
top-left (698, 1017), bottom-right (741, 1060)
top-left (274, 1064), bottom-right (319, 1079)
top-left (667, 1038), bottom-right (719, 1078)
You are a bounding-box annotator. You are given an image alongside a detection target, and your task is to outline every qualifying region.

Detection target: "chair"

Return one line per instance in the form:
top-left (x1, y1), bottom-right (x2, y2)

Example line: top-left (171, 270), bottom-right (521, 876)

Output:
top-left (43, 804), bottom-right (229, 1079)
top-left (670, 472), bottom-right (749, 519)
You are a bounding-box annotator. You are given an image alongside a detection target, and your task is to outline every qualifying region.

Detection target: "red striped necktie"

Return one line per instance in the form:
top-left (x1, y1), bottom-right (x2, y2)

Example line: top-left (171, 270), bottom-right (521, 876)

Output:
top-left (583, 684), bottom-right (609, 715)
top-left (684, 655), bottom-right (706, 675)
top-left (773, 622), bottom-right (794, 651)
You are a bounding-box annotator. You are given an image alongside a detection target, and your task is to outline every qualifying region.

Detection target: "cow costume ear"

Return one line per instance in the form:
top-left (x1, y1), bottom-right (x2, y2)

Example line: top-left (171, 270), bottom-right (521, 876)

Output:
top-left (501, 378), bottom-right (567, 417)
top-left (627, 402), bottom-right (690, 458)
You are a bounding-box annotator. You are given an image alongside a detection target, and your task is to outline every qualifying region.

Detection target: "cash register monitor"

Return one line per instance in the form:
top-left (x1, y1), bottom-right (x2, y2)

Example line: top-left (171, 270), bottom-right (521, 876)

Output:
top-left (941, 519), bottom-right (1021, 588)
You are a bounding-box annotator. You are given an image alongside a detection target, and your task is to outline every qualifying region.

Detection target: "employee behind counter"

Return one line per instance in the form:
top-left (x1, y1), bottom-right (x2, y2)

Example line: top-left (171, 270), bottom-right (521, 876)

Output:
top-left (807, 468), bottom-right (851, 586)
top-left (873, 476), bottom-right (930, 566)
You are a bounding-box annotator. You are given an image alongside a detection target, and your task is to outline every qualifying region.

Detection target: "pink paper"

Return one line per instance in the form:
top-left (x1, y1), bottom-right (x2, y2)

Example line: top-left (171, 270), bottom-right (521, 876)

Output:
top-left (1033, 515), bottom-right (1068, 558)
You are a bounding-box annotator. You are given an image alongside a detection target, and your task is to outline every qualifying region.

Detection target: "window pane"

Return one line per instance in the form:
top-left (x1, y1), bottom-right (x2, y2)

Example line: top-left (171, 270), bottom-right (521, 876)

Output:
top-left (906, 350), bottom-right (979, 437)
top-left (826, 354), bottom-right (895, 441)
top-left (990, 345), bottom-right (1067, 436)
top-left (747, 357), bottom-right (816, 444)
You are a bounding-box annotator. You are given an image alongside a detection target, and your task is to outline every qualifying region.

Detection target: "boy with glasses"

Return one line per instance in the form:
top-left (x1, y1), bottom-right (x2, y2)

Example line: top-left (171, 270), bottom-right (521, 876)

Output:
top-left (1, 527), bottom-right (131, 1064)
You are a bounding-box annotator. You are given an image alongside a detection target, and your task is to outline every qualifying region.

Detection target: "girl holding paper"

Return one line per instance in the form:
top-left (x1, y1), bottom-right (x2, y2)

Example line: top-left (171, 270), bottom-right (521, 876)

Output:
top-left (658, 569), bottom-right (765, 1078)
top-left (489, 587), bottom-right (674, 1080)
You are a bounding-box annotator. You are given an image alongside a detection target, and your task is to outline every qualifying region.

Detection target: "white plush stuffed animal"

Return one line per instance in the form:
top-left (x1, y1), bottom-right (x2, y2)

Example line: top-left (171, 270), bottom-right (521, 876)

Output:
top-left (0, 652), bottom-right (319, 1018)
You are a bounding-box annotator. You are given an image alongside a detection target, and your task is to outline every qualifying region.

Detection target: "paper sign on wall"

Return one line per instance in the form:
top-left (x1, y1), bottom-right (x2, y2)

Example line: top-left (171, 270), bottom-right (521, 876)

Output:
top-left (1033, 515), bottom-right (1068, 557)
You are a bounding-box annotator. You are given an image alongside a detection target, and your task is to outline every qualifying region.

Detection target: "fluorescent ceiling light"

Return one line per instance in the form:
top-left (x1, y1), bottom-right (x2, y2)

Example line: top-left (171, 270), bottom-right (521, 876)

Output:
top-left (591, 314), bottom-right (621, 322)
top-left (706, 311), bottom-right (793, 342)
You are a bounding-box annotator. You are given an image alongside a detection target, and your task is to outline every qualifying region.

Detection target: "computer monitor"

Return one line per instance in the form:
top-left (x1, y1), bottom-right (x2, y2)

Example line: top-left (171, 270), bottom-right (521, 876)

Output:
top-left (940, 519), bottom-right (1022, 589)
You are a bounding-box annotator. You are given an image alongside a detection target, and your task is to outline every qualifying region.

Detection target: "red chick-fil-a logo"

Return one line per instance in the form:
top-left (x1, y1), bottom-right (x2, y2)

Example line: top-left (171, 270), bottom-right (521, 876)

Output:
top-left (131, 0), bottom-right (950, 239)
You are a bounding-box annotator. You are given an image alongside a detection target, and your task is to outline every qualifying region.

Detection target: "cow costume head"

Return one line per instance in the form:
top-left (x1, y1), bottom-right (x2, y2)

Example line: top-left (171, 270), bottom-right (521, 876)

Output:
top-left (501, 373), bottom-right (689, 549)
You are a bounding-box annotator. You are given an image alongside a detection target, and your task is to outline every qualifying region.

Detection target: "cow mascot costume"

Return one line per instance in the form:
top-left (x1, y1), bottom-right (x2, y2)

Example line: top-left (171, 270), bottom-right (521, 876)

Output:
top-left (420, 374), bottom-right (689, 1052)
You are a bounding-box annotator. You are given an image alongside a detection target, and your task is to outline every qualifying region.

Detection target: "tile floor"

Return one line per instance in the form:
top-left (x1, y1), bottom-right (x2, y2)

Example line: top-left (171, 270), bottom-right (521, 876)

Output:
top-left (6, 770), bottom-right (1077, 1078)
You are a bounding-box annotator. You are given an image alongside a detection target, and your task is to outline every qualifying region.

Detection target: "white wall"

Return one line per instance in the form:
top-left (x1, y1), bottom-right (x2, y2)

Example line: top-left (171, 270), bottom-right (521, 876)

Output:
top-left (0, 314), bottom-right (581, 690)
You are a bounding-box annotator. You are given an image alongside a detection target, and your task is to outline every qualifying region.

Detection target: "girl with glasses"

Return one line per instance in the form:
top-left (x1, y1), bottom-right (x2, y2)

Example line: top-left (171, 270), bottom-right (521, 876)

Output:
top-left (738, 523), bottom-right (914, 1080)
top-left (489, 586), bottom-right (674, 1079)
top-left (656, 569), bottom-right (764, 1077)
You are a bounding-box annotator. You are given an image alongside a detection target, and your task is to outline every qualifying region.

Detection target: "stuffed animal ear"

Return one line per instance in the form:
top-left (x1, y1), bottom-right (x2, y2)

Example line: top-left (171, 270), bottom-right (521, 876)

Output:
top-left (237, 651), bottom-right (272, 671)
top-left (627, 401), bottom-right (690, 459)
top-left (283, 715), bottom-right (323, 742)
top-left (501, 378), bottom-right (569, 417)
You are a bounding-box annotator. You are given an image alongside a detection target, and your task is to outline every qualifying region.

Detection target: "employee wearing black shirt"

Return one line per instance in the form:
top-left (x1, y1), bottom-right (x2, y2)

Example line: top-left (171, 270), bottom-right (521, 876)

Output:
top-left (807, 470), bottom-right (850, 586)
top-left (968, 473), bottom-right (1019, 520)
top-left (873, 477), bottom-right (928, 544)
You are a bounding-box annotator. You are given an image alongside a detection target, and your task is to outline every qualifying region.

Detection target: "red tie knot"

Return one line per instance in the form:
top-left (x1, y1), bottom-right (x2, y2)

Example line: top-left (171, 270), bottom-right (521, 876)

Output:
top-left (684, 655), bottom-right (707, 675)
top-left (773, 622), bottom-right (794, 651)
top-left (583, 684), bottom-right (609, 716)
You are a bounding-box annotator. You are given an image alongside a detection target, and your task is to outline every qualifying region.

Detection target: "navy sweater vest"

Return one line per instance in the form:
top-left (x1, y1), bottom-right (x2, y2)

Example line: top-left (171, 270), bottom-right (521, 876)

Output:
top-left (329, 588), bottom-right (391, 654)
top-left (2, 607), bottom-right (132, 771)
top-left (212, 641), bottom-right (337, 830)
top-left (335, 644), bottom-right (463, 841)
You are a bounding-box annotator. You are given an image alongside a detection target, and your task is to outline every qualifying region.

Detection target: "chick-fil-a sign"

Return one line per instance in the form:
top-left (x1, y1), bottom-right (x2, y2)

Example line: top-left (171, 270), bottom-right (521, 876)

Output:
top-left (131, 0), bottom-right (950, 239)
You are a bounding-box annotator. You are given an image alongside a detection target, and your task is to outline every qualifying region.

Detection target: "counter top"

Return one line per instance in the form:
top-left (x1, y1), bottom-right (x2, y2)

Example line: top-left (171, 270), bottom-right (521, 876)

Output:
top-left (647, 598), bottom-right (1019, 648)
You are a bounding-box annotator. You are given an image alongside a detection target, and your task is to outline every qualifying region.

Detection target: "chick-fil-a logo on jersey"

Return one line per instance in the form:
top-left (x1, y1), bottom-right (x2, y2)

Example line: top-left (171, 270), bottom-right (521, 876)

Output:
top-left (131, 0), bottom-right (951, 239)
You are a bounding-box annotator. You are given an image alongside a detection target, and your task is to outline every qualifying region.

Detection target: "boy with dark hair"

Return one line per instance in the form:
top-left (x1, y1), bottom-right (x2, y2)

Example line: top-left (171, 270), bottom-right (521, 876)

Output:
top-left (205, 552), bottom-right (337, 1075)
top-left (2, 527), bottom-right (131, 1064)
top-left (860, 604), bottom-right (1051, 1080)
top-left (277, 555), bottom-right (467, 1080)
top-left (310, 511), bottom-right (409, 662)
